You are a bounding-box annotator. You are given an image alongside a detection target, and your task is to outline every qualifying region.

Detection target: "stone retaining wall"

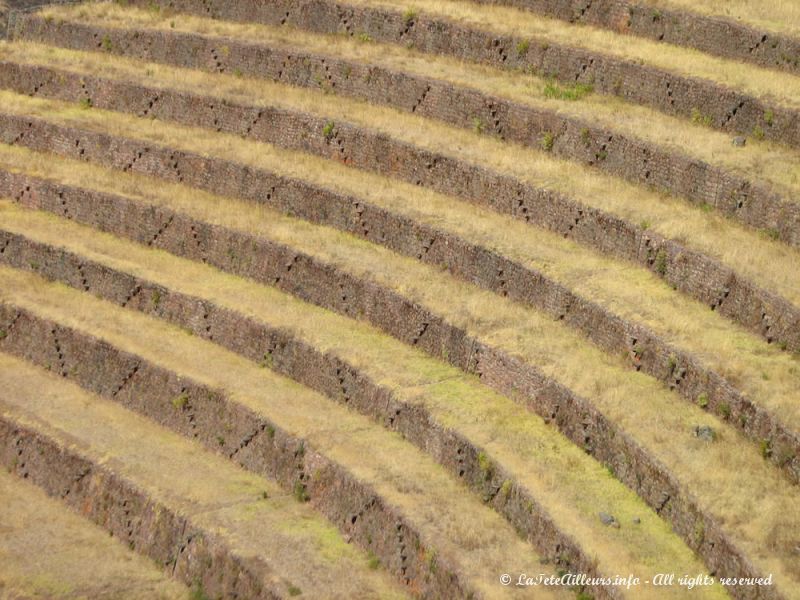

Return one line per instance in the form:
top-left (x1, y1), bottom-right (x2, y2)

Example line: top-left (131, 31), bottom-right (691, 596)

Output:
top-left (471, 0), bottom-right (800, 76)
top-left (15, 17), bottom-right (800, 251)
top-left (0, 302), bottom-right (475, 600)
top-left (0, 185), bottom-right (775, 599)
top-left (122, 0), bottom-right (800, 148)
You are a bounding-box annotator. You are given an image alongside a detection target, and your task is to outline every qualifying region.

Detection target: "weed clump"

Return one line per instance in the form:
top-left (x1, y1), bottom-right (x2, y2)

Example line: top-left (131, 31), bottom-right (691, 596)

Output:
top-left (690, 108), bottom-right (712, 127)
top-left (541, 131), bottom-right (554, 151)
top-left (654, 249), bottom-right (668, 276)
top-left (171, 392), bottom-right (189, 410)
top-left (543, 80), bottom-right (593, 101)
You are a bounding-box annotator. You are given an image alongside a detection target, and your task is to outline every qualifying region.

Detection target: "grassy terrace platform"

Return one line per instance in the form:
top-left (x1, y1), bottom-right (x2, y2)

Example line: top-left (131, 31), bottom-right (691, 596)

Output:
top-left (0, 1), bottom-right (797, 599)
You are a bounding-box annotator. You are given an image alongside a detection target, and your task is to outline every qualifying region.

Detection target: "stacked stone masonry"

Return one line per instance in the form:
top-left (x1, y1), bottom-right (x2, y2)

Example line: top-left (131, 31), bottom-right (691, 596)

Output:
top-left (16, 15), bottom-right (800, 251)
top-left (1, 63), bottom-right (799, 355)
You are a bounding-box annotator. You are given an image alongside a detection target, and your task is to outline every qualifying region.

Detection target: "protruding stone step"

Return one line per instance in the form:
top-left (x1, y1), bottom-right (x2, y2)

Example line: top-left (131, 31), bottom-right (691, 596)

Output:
top-left (13, 6), bottom-right (800, 248)
top-left (0, 351), bottom-right (411, 600)
top-left (0, 266), bottom-right (578, 600)
top-left (1, 184), bottom-right (798, 597)
top-left (0, 213), bottom-right (728, 599)
top-left (88, 0), bottom-right (800, 147)
top-left (464, 0), bottom-right (800, 76)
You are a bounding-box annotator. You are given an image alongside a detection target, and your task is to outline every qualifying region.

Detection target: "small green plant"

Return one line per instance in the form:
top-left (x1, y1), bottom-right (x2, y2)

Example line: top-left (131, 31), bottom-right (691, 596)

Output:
top-left (760, 439), bottom-right (772, 459)
top-left (477, 451), bottom-right (492, 480)
top-left (690, 108), bottom-right (712, 127)
top-left (500, 479), bottom-right (512, 499)
top-left (764, 109), bottom-right (774, 126)
top-left (540, 131), bottom-right (554, 151)
top-left (651, 9), bottom-right (662, 20)
top-left (699, 202), bottom-right (713, 213)
top-left (367, 551), bottom-right (380, 570)
top-left (101, 35), bottom-right (113, 51)
top-left (667, 354), bottom-right (677, 371)
top-left (171, 392), bottom-right (189, 410)
top-left (170, 20), bottom-right (175, 28)
top-left (0, 329), bottom-right (6, 340)
top-left (151, 289), bottom-right (161, 307)
top-left (287, 585), bottom-right (302, 597)
top-left (322, 120), bottom-right (335, 140)
top-left (471, 117), bottom-right (484, 134)
top-left (640, 219), bottom-right (651, 230)
top-left (516, 39), bottom-right (530, 57)
top-left (697, 393), bottom-right (709, 409)
top-left (357, 32), bottom-right (372, 42)
top-left (190, 581), bottom-right (211, 600)
top-left (78, 97), bottom-right (92, 109)
top-left (233, 68), bottom-right (243, 78)
top-left (719, 403), bottom-right (731, 419)
top-left (293, 480), bottom-right (309, 502)
top-left (426, 550), bottom-right (437, 574)
top-left (580, 127), bottom-right (591, 146)
top-left (260, 490), bottom-right (269, 500)
top-left (403, 8), bottom-right (417, 25)
top-left (654, 249), bottom-right (668, 276)
top-left (694, 520), bottom-right (705, 546)
top-left (216, 435), bottom-right (225, 447)
top-left (260, 352), bottom-right (274, 369)
top-left (753, 125), bottom-right (765, 140)
top-left (266, 424), bottom-right (276, 439)
top-left (762, 227), bottom-right (780, 241)
top-left (543, 80), bottom-right (593, 101)
top-left (576, 591), bottom-right (594, 600)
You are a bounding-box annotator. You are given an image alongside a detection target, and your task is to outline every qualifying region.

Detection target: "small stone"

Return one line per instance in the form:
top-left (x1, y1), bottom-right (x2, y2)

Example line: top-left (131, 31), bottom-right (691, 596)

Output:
top-left (632, 517), bottom-right (641, 525)
top-left (694, 425), bottom-right (716, 442)
top-left (599, 512), bottom-right (616, 526)
top-left (732, 136), bottom-right (746, 147)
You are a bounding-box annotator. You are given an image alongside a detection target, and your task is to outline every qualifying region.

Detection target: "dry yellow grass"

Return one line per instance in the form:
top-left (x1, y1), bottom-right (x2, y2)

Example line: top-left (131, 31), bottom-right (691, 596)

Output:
top-left (0, 205), bottom-right (725, 598)
top-left (3, 44), bottom-right (797, 308)
top-left (0, 266), bottom-right (569, 600)
top-left (0, 89), bottom-right (798, 436)
top-left (0, 350), bottom-right (410, 600)
top-left (353, 0), bottom-right (800, 109)
top-left (647, 0), bottom-right (800, 38)
top-left (0, 469), bottom-right (189, 600)
top-left (1, 141), bottom-right (799, 591)
top-left (27, 5), bottom-right (800, 197)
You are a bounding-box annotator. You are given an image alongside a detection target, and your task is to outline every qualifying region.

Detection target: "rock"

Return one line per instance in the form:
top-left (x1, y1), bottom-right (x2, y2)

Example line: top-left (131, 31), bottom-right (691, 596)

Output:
top-left (694, 425), bottom-right (716, 442)
top-left (732, 136), bottom-right (747, 147)
top-left (599, 512), bottom-right (617, 526)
